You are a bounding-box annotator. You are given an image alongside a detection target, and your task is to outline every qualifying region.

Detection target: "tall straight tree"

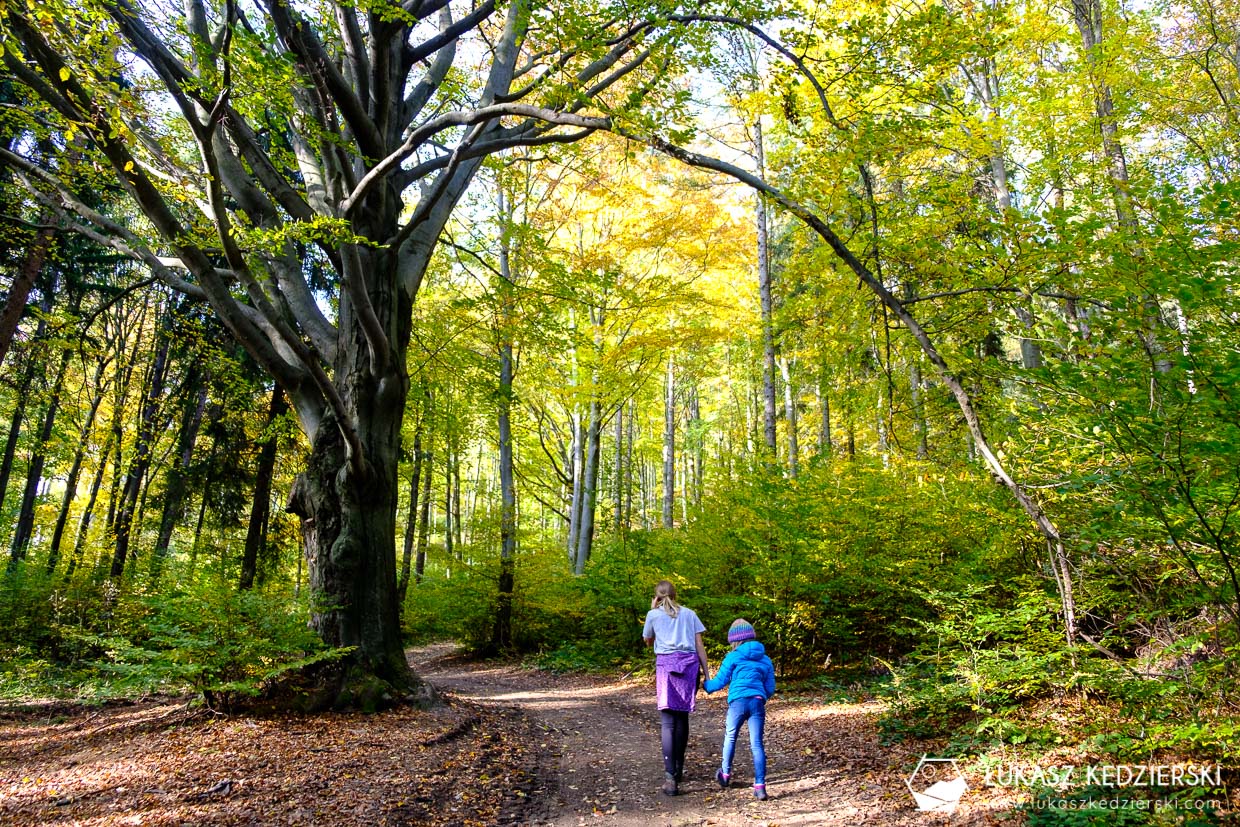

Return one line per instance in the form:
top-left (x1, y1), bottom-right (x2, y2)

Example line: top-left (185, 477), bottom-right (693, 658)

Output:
top-left (2, 0), bottom-right (729, 705)
top-left (239, 384), bottom-right (288, 590)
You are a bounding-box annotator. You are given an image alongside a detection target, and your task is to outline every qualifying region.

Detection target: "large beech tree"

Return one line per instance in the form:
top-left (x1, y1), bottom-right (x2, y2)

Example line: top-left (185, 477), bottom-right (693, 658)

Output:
top-left (0, 0), bottom-right (733, 706)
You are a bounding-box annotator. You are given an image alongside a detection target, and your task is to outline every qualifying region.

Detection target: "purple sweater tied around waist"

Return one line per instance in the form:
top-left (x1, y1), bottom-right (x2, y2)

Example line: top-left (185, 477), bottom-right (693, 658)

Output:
top-left (656, 650), bottom-right (700, 712)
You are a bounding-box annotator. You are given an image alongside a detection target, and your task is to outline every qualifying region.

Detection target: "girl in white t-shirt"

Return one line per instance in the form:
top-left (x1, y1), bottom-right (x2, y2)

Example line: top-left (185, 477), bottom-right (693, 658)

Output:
top-left (642, 580), bottom-right (710, 795)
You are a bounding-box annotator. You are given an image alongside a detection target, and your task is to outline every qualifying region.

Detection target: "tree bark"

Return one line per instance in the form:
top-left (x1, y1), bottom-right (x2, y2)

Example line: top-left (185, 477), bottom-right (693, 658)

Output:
top-left (397, 414), bottom-right (424, 604)
top-left (110, 316), bottom-right (171, 579)
top-left (613, 402), bottom-right (624, 535)
top-left (0, 356), bottom-right (36, 522)
top-left (574, 396), bottom-right (601, 574)
top-left (816, 374), bottom-right (832, 458)
top-left (662, 352), bottom-right (675, 528)
top-left (151, 375), bottom-right (208, 579)
top-left (492, 186), bottom-right (519, 646)
top-left (48, 358), bottom-right (109, 574)
top-left (624, 400), bottom-right (635, 532)
top-left (756, 119), bottom-right (778, 458)
top-left (493, 332), bottom-right (517, 645)
top-left (0, 217), bottom-right (54, 371)
top-left (779, 355), bottom-right (798, 477)
top-left (8, 341), bottom-right (71, 566)
top-left (240, 385), bottom-right (287, 590)
top-left (415, 419), bottom-right (433, 585)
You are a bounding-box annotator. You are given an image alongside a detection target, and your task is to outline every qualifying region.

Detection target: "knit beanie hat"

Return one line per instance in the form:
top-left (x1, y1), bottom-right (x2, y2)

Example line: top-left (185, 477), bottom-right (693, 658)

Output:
top-left (727, 619), bottom-right (756, 644)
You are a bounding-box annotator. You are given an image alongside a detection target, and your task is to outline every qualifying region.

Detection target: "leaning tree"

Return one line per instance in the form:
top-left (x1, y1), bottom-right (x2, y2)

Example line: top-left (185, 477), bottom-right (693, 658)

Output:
top-left (0, 0), bottom-right (739, 706)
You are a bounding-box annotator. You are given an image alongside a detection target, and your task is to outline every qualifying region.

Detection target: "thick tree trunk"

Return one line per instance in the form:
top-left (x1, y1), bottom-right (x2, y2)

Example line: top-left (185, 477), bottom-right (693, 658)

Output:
top-left (287, 402), bottom-right (427, 708)
top-left (152, 377), bottom-right (208, 579)
top-left (240, 385), bottom-right (287, 590)
top-left (662, 353), bottom-right (675, 528)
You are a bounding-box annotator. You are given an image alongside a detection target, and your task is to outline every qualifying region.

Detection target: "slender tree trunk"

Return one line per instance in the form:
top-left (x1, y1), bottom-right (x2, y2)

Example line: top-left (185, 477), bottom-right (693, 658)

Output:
top-left (65, 422), bottom-right (113, 580)
top-left (0, 359), bottom-right (36, 520)
top-left (151, 376), bottom-right (208, 579)
top-left (240, 385), bottom-right (287, 590)
top-left (624, 400), bottom-right (635, 533)
top-left (415, 414), bottom-right (433, 584)
top-left (491, 182), bottom-right (520, 644)
top-left (110, 317), bottom-right (171, 579)
top-left (48, 360), bottom-right (109, 573)
top-left (397, 414), bottom-right (424, 604)
top-left (574, 308), bottom-right (603, 573)
top-left (493, 328), bottom-right (517, 645)
top-left (688, 384), bottom-right (703, 506)
top-left (188, 430), bottom-right (219, 580)
top-left (911, 358), bottom-right (929, 459)
top-left (452, 439), bottom-right (463, 551)
top-left (574, 397), bottom-right (601, 574)
top-left (662, 352), bottom-right (675, 528)
top-left (104, 412), bottom-right (124, 533)
top-left (756, 120), bottom-right (778, 458)
top-left (613, 402), bottom-right (624, 535)
top-left (8, 342), bottom-right (71, 566)
top-left (779, 355), bottom-right (798, 477)
top-left (443, 424), bottom-right (455, 562)
top-left (0, 216), bottom-right (54, 370)
top-left (817, 375), bottom-right (832, 458)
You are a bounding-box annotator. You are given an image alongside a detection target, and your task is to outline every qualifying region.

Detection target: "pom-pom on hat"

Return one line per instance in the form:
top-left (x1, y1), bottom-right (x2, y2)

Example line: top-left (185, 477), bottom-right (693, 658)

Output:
top-left (727, 619), bottom-right (756, 644)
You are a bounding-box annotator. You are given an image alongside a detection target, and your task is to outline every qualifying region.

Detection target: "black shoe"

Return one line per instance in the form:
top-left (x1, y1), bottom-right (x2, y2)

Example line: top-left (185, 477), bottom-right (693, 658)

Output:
top-left (662, 773), bottom-right (678, 796)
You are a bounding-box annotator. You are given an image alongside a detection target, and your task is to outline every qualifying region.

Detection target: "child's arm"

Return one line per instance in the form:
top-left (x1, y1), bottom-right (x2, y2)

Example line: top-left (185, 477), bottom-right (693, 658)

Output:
top-left (703, 651), bottom-right (735, 694)
top-left (695, 632), bottom-right (709, 680)
top-left (763, 658), bottom-right (776, 698)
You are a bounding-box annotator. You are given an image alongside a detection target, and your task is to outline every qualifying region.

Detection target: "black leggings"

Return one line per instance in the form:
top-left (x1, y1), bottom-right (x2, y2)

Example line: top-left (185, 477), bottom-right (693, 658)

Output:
top-left (660, 710), bottom-right (689, 777)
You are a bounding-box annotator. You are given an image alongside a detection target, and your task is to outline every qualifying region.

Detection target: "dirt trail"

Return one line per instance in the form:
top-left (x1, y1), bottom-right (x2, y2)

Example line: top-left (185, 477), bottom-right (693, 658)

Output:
top-left (412, 645), bottom-right (1008, 826)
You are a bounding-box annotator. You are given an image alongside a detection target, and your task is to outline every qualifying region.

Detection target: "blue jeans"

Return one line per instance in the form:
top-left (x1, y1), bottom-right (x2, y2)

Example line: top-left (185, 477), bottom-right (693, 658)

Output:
top-left (721, 696), bottom-right (766, 785)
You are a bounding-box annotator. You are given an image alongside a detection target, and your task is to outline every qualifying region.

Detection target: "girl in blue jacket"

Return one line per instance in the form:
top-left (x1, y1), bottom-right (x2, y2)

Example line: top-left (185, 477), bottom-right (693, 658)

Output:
top-left (703, 618), bottom-right (776, 800)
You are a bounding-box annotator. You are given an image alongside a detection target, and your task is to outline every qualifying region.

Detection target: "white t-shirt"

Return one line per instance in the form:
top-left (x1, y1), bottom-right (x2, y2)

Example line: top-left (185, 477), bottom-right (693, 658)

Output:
top-left (643, 605), bottom-right (705, 654)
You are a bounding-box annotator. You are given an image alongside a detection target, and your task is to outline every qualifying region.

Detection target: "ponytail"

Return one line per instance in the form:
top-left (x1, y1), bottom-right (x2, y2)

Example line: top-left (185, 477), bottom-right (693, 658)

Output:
top-left (653, 579), bottom-right (680, 618)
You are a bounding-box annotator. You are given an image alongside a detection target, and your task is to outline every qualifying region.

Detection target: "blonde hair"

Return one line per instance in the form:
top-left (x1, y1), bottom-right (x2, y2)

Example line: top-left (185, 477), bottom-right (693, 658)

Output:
top-left (653, 580), bottom-right (680, 618)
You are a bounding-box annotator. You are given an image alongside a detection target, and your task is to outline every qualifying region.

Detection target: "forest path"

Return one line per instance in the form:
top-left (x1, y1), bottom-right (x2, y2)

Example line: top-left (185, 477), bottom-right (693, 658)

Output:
top-left (410, 644), bottom-right (1003, 826)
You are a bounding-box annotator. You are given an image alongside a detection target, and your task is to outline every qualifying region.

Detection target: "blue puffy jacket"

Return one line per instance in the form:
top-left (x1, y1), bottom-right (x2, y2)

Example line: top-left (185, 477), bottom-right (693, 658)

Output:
top-left (704, 640), bottom-right (776, 703)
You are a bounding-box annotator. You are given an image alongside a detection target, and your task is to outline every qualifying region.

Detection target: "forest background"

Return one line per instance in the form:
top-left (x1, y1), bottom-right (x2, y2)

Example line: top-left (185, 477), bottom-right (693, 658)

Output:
top-left (1, 0), bottom-right (1239, 808)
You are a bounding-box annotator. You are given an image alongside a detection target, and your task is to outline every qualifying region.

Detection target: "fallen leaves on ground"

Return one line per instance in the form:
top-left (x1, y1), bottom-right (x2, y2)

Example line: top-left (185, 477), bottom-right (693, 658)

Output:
top-left (0, 691), bottom-right (545, 826)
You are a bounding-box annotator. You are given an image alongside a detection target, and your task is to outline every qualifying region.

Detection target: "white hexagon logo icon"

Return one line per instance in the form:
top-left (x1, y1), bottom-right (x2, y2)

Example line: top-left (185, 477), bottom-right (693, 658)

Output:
top-left (905, 755), bottom-right (968, 813)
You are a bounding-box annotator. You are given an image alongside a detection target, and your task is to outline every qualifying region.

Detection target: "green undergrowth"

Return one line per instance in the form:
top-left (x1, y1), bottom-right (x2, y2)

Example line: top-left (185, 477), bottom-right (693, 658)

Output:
top-left (0, 568), bottom-right (335, 705)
